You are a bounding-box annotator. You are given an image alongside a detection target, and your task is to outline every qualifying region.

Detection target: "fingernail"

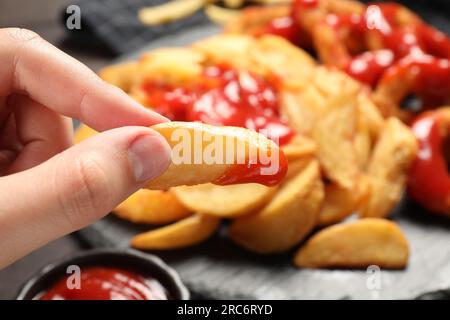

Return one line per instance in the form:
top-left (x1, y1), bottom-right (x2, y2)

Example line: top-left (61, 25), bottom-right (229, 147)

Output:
top-left (128, 134), bottom-right (171, 182)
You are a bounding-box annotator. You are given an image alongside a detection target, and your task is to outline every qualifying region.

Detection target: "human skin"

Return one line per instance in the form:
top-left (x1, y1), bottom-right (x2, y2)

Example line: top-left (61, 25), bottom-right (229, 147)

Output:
top-left (0, 28), bottom-right (172, 268)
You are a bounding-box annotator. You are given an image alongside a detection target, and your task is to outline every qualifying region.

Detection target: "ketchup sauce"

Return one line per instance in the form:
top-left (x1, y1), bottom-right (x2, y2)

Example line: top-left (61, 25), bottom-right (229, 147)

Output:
top-left (263, 16), bottom-right (299, 44)
top-left (213, 149), bottom-right (288, 187)
top-left (39, 267), bottom-right (169, 300)
top-left (408, 112), bottom-right (450, 214)
top-left (285, 1), bottom-right (450, 103)
top-left (142, 65), bottom-right (291, 186)
top-left (143, 65), bottom-right (294, 146)
top-left (345, 49), bottom-right (394, 87)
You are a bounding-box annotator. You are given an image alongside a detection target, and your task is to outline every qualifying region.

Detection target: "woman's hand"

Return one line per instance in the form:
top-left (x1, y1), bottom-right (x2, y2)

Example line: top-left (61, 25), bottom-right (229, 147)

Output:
top-left (0, 28), bottom-right (171, 268)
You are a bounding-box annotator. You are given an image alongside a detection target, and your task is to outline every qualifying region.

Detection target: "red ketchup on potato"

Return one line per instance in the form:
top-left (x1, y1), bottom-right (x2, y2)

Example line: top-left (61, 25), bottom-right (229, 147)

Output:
top-left (142, 65), bottom-right (292, 187)
top-left (38, 267), bottom-right (169, 300)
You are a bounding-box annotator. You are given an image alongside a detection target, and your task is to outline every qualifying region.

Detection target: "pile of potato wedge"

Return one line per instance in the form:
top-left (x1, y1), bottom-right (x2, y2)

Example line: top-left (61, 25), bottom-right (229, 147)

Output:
top-left (75, 33), bottom-right (418, 269)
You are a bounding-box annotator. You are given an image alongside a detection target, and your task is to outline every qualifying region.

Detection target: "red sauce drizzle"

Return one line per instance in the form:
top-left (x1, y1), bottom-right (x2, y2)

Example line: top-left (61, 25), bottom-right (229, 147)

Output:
top-left (285, 1), bottom-right (450, 107)
top-left (345, 49), bottom-right (394, 87)
top-left (263, 16), bottom-right (300, 44)
top-left (142, 65), bottom-right (292, 186)
top-left (144, 65), bottom-right (294, 146)
top-left (408, 113), bottom-right (450, 213)
top-left (39, 267), bottom-right (169, 300)
top-left (214, 148), bottom-right (288, 187)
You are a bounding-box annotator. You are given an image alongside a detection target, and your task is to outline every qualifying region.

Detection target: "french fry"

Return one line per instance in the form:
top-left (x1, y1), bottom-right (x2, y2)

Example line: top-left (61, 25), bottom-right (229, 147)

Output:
top-left (359, 118), bottom-right (418, 218)
top-left (205, 4), bottom-right (241, 26)
top-left (74, 124), bottom-right (193, 224)
top-left (224, 0), bottom-right (244, 8)
top-left (139, 0), bottom-right (208, 25)
top-left (114, 189), bottom-right (191, 224)
top-left (250, 0), bottom-right (291, 3)
top-left (173, 183), bottom-right (276, 217)
top-left (131, 214), bottom-right (220, 249)
top-left (229, 160), bottom-right (324, 254)
top-left (294, 218), bottom-right (409, 269)
top-left (146, 121), bottom-right (283, 190)
top-left (313, 93), bottom-right (358, 189)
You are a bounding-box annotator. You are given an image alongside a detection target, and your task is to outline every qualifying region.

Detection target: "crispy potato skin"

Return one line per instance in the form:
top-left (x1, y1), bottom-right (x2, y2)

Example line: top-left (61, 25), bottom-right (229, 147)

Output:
top-left (146, 121), bottom-right (280, 190)
top-left (131, 214), bottom-right (220, 250)
top-left (173, 183), bottom-right (276, 218)
top-left (360, 118), bottom-right (418, 218)
top-left (281, 135), bottom-right (316, 163)
top-left (318, 176), bottom-right (370, 226)
top-left (229, 161), bottom-right (324, 254)
top-left (294, 218), bottom-right (409, 269)
top-left (115, 189), bottom-right (191, 224)
top-left (98, 62), bottom-right (139, 93)
top-left (313, 93), bottom-right (358, 189)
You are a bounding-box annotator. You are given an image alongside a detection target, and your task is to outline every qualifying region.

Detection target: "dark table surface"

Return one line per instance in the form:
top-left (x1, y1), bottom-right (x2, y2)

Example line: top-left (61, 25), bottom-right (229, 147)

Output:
top-left (0, 0), bottom-right (114, 299)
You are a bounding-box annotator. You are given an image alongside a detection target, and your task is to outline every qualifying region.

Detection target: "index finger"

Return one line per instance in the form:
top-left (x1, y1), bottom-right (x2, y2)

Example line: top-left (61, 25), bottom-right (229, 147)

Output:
top-left (0, 28), bottom-right (168, 131)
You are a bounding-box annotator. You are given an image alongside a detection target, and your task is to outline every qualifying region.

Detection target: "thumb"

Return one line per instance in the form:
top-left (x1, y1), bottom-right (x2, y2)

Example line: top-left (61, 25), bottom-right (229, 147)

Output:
top-left (0, 126), bottom-right (171, 268)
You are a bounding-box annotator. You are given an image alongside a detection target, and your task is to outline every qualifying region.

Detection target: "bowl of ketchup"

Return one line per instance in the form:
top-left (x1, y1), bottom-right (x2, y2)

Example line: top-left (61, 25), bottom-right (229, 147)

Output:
top-left (16, 249), bottom-right (189, 300)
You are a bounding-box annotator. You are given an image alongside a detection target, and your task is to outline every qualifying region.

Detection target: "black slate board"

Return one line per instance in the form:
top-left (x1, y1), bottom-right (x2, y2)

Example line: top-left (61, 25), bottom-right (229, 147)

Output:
top-left (77, 20), bottom-right (450, 299)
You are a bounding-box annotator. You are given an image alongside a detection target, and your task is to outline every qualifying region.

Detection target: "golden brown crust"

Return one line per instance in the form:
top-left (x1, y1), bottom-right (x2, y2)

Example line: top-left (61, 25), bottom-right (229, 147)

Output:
top-left (294, 218), bottom-right (409, 269)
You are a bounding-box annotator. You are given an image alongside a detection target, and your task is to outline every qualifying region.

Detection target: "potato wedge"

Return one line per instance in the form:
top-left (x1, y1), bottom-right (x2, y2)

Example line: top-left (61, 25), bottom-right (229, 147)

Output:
top-left (193, 34), bottom-right (255, 70)
top-left (229, 160), bottom-right (324, 254)
top-left (146, 121), bottom-right (284, 190)
top-left (248, 35), bottom-right (316, 89)
top-left (294, 218), bottom-right (409, 269)
top-left (318, 175), bottom-right (370, 226)
top-left (360, 118), bottom-right (418, 218)
top-left (281, 134), bottom-right (316, 163)
top-left (354, 105), bottom-right (372, 170)
top-left (114, 189), bottom-right (191, 224)
top-left (136, 48), bottom-right (204, 86)
top-left (357, 93), bottom-right (384, 141)
top-left (98, 62), bottom-right (139, 93)
top-left (313, 66), bottom-right (361, 98)
top-left (173, 183), bottom-right (276, 218)
top-left (131, 214), bottom-right (220, 250)
top-left (280, 87), bottom-right (326, 135)
top-left (284, 157), bottom-right (315, 181)
top-left (313, 93), bottom-right (358, 189)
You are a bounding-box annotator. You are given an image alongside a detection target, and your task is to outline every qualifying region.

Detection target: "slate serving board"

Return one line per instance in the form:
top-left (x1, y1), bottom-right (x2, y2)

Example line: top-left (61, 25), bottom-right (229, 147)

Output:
top-left (77, 18), bottom-right (450, 299)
